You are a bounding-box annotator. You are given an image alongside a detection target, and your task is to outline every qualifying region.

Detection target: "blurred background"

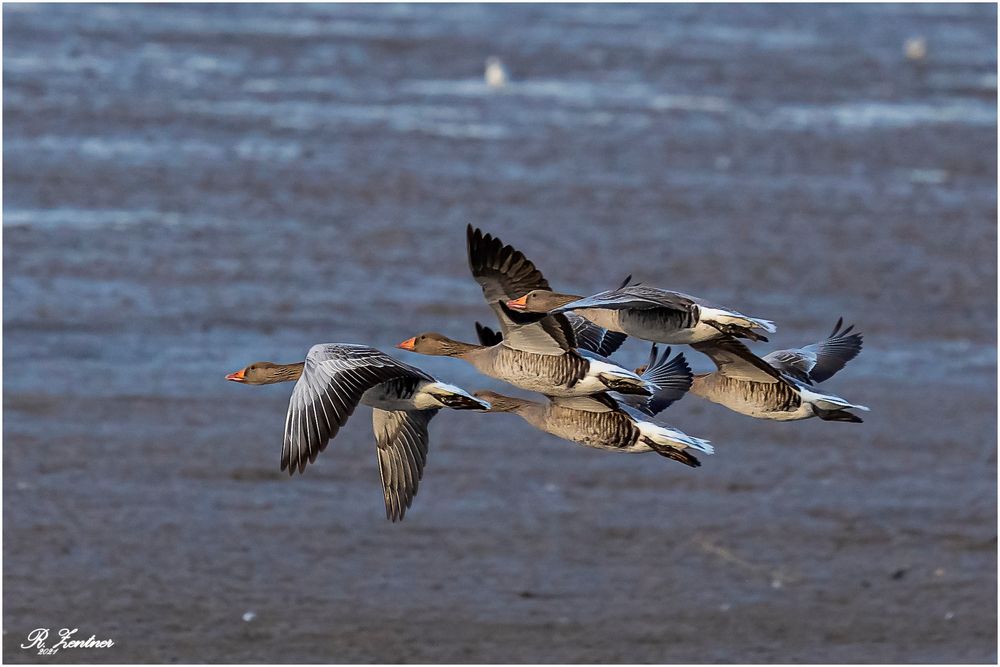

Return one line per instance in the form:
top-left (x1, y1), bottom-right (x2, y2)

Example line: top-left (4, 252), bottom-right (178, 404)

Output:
top-left (3, 3), bottom-right (996, 662)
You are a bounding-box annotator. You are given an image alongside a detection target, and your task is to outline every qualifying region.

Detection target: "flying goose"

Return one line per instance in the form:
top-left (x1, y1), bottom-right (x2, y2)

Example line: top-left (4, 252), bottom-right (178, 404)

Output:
top-left (396, 227), bottom-right (651, 397)
top-left (225, 343), bottom-right (489, 522)
top-left (396, 331), bottom-right (652, 397)
top-left (473, 347), bottom-right (712, 467)
top-left (506, 275), bottom-right (776, 345)
top-left (687, 320), bottom-right (868, 422)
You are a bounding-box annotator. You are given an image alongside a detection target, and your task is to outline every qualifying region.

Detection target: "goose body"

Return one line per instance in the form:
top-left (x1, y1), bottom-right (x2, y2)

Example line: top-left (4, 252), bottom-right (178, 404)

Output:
top-left (398, 333), bottom-right (654, 398)
top-left (508, 280), bottom-right (776, 345)
top-left (689, 320), bottom-right (868, 422)
top-left (475, 391), bottom-right (713, 467)
top-left (226, 343), bottom-right (488, 522)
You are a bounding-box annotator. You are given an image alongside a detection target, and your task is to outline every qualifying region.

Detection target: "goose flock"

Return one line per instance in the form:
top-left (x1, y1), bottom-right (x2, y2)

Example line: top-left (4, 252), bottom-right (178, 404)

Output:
top-left (227, 225), bottom-right (867, 521)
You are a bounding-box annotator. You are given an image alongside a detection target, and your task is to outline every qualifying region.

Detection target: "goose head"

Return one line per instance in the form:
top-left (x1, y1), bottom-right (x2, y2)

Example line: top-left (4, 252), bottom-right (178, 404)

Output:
top-left (225, 361), bottom-right (302, 385)
top-left (506, 290), bottom-right (581, 313)
top-left (397, 332), bottom-right (478, 357)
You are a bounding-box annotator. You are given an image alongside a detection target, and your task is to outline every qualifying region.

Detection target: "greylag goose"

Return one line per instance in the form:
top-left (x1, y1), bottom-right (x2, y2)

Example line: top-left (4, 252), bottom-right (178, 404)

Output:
top-left (687, 320), bottom-right (868, 422)
top-left (473, 348), bottom-right (711, 467)
top-left (225, 343), bottom-right (489, 522)
top-left (506, 275), bottom-right (776, 344)
top-left (396, 228), bottom-right (651, 397)
top-left (396, 331), bottom-right (653, 397)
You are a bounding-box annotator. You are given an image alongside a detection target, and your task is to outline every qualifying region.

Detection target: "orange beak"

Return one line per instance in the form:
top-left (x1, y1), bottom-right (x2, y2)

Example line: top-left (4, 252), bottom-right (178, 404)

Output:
top-left (507, 295), bottom-right (528, 310)
top-left (396, 337), bottom-right (416, 351)
top-left (225, 368), bottom-right (246, 382)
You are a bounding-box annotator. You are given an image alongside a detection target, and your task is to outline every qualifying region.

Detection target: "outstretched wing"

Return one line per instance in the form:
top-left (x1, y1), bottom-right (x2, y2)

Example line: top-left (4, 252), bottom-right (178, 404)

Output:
top-left (373, 409), bottom-right (437, 522)
top-left (567, 312), bottom-right (628, 357)
top-left (282, 344), bottom-right (431, 475)
top-left (554, 285), bottom-right (696, 314)
top-left (691, 337), bottom-right (786, 384)
top-left (619, 345), bottom-right (693, 415)
top-left (466, 225), bottom-right (576, 355)
top-left (764, 318), bottom-right (863, 384)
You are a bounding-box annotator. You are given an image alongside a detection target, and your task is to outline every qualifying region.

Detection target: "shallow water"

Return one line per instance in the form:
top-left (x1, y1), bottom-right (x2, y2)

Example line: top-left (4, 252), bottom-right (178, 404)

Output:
top-left (3, 4), bottom-right (997, 662)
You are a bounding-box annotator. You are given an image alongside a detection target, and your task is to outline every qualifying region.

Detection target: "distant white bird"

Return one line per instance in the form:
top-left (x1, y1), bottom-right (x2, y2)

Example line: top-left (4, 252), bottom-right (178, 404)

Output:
top-left (485, 56), bottom-right (508, 88)
top-left (904, 36), bottom-right (927, 62)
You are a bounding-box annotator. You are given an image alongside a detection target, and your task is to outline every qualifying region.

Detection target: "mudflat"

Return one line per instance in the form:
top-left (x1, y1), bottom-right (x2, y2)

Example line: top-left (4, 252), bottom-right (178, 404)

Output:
top-left (3, 4), bottom-right (996, 662)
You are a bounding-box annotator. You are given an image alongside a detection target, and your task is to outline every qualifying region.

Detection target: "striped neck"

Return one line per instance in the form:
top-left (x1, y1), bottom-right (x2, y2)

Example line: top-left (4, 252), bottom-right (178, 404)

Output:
top-left (251, 362), bottom-right (304, 384)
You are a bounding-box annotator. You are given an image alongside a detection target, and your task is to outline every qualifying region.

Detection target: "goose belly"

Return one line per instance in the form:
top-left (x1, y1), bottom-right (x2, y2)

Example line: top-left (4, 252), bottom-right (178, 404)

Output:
top-left (691, 374), bottom-right (807, 421)
top-left (478, 348), bottom-right (588, 396)
top-left (531, 406), bottom-right (646, 452)
top-left (614, 308), bottom-right (703, 344)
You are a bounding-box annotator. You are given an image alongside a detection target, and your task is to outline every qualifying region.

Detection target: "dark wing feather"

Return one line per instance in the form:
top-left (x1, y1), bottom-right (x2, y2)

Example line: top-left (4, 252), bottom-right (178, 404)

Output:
top-left (803, 317), bottom-right (863, 383)
top-left (282, 344), bottom-right (431, 475)
top-left (566, 312), bottom-right (628, 357)
top-left (595, 330), bottom-right (628, 357)
top-left (640, 346), bottom-right (693, 414)
top-left (619, 345), bottom-right (693, 415)
top-left (474, 321), bottom-right (503, 347)
top-left (466, 225), bottom-right (576, 354)
top-left (764, 318), bottom-right (863, 384)
top-left (761, 349), bottom-right (815, 384)
top-left (467, 224), bottom-right (551, 307)
top-left (373, 409), bottom-right (437, 522)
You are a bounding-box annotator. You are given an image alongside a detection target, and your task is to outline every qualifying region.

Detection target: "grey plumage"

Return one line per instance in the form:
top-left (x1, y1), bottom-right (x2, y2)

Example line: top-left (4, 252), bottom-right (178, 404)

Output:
top-left (551, 281), bottom-right (774, 344)
top-left (629, 345), bottom-right (693, 415)
top-left (763, 317), bottom-right (863, 384)
top-left (373, 408), bottom-right (436, 522)
top-left (271, 343), bottom-right (486, 522)
top-left (689, 327), bottom-right (867, 421)
top-left (282, 344), bottom-right (432, 476)
top-left (567, 312), bottom-right (628, 357)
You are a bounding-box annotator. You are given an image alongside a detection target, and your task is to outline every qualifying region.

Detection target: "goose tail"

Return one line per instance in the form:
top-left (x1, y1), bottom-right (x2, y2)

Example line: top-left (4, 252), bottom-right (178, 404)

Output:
top-left (639, 422), bottom-right (714, 455)
top-left (701, 307), bottom-right (776, 342)
top-left (813, 406), bottom-right (864, 423)
top-left (801, 386), bottom-right (869, 413)
top-left (748, 316), bottom-right (777, 334)
top-left (598, 372), bottom-right (655, 396)
top-left (426, 382), bottom-right (492, 410)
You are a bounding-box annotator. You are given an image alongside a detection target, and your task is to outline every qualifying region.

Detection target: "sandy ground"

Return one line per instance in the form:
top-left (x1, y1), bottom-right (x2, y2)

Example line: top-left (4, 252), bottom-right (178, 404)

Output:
top-left (3, 4), bottom-right (997, 663)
